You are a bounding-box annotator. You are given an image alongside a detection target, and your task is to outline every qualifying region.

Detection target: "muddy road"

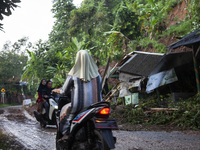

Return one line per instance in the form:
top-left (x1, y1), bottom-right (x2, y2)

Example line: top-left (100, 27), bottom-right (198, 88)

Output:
top-left (0, 106), bottom-right (200, 150)
top-left (0, 106), bottom-right (56, 150)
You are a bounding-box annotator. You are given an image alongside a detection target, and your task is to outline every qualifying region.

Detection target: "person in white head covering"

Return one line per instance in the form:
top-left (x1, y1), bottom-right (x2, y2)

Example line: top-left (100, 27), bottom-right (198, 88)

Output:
top-left (68, 49), bottom-right (99, 82)
top-left (53, 50), bottom-right (102, 141)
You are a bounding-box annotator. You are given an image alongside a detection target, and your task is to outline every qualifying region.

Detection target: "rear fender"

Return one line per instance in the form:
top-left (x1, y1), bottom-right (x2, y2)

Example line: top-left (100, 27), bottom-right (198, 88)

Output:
top-left (101, 129), bottom-right (116, 149)
top-left (70, 108), bottom-right (95, 132)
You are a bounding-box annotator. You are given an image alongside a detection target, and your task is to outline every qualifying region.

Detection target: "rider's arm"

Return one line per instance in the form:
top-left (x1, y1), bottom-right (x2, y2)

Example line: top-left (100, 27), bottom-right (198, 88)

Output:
top-left (60, 76), bottom-right (73, 95)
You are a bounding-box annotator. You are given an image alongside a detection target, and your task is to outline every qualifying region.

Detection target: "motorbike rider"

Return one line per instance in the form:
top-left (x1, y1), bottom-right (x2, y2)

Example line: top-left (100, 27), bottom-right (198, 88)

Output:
top-left (43, 80), bottom-right (54, 121)
top-left (52, 50), bottom-right (102, 143)
top-left (36, 79), bottom-right (47, 115)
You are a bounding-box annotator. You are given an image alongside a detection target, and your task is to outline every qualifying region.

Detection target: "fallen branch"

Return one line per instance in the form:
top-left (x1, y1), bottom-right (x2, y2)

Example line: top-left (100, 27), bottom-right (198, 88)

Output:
top-left (144, 108), bottom-right (178, 114)
top-left (150, 108), bottom-right (178, 111)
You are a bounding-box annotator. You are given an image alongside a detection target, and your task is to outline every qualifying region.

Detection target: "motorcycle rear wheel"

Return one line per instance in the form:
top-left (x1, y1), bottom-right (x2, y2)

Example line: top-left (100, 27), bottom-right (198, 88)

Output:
top-left (93, 130), bottom-right (110, 150)
top-left (56, 131), bottom-right (63, 150)
top-left (56, 130), bottom-right (110, 150)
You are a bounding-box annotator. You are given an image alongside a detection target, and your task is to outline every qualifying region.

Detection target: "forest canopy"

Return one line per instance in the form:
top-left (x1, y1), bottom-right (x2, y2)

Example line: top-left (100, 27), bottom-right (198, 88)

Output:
top-left (4, 0), bottom-right (200, 89)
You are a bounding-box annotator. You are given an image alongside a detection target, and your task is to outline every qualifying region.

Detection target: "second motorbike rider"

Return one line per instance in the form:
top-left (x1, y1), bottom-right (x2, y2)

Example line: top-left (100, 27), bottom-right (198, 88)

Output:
top-left (43, 80), bottom-right (54, 121)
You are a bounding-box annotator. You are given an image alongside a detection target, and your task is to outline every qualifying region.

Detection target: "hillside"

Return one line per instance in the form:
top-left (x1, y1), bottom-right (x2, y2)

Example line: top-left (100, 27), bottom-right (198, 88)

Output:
top-left (135, 0), bottom-right (199, 53)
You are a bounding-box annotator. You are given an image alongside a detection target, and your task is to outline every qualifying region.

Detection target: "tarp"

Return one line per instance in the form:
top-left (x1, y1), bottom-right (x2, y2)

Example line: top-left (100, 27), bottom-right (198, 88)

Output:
top-left (146, 68), bottom-right (178, 93)
top-left (150, 51), bottom-right (193, 75)
top-left (168, 29), bottom-right (200, 51)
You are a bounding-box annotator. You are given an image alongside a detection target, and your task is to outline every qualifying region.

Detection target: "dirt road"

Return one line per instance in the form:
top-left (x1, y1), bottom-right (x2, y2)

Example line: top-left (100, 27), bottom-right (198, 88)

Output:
top-left (114, 131), bottom-right (200, 150)
top-left (0, 106), bottom-right (56, 149)
top-left (0, 106), bottom-right (200, 150)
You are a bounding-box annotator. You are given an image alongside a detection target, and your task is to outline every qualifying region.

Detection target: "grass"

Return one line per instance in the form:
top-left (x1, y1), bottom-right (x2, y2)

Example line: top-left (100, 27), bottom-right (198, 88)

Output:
top-left (0, 129), bottom-right (24, 149)
top-left (0, 129), bottom-right (10, 149)
top-left (138, 37), bottom-right (167, 53)
top-left (0, 103), bottom-right (12, 108)
top-left (0, 103), bottom-right (20, 108)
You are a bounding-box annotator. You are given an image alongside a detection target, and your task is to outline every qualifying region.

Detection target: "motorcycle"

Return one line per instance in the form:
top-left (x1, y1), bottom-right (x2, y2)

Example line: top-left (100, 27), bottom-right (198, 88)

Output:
top-left (56, 101), bottom-right (118, 150)
top-left (34, 93), bottom-right (59, 128)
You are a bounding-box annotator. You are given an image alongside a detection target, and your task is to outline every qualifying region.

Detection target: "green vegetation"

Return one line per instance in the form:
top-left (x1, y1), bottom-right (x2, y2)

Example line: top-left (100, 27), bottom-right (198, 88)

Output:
top-left (0, 38), bottom-right (28, 85)
top-left (0, 129), bottom-right (10, 149)
top-left (0, 103), bottom-right (19, 108)
top-left (0, 129), bottom-right (24, 149)
top-left (1, 0), bottom-right (200, 128)
top-left (20, 0), bottom-right (200, 89)
top-left (0, 103), bottom-right (12, 108)
top-left (111, 94), bottom-right (200, 129)
top-left (136, 37), bottom-right (167, 53)
top-left (0, 38), bottom-right (31, 103)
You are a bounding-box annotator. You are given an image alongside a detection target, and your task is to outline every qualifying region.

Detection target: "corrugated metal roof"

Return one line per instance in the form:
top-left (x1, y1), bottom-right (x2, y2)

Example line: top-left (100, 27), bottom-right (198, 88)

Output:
top-left (118, 52), bottom-right (163, 76)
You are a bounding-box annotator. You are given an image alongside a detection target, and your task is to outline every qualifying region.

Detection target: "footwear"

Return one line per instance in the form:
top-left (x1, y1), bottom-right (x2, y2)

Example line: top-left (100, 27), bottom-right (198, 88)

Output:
top-left (57, 135), bottom-right (69, 149)
top-left (57, 135), bottom-right (69, 142)
top-left (34, 111), bottom-right (41, 121)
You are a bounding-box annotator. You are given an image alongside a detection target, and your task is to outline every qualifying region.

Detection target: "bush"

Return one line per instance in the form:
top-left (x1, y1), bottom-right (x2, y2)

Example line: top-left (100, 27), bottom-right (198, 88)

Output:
top-left (111, 94), bottom-right (200, 130)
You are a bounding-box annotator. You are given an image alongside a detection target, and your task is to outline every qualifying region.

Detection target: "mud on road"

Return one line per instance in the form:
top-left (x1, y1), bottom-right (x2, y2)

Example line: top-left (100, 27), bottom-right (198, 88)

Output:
top-left (0, 106), bottom-right (56, 150)
top-left (0, 106), bottom-right (200, 150)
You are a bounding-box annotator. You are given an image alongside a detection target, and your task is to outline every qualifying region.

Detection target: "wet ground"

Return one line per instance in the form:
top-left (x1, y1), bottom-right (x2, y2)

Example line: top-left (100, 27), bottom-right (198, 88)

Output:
top-left (0, 106), bottom-right (56, 150)
top-left (114, 131), bottom-right (200, 150)
top-left (0, 106), bottom-right (200, 150)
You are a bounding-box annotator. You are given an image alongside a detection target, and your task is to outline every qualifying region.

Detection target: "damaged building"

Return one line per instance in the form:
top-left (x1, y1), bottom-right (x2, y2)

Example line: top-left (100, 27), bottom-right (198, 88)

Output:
top-left (108, 29), bottom-right (200, 104)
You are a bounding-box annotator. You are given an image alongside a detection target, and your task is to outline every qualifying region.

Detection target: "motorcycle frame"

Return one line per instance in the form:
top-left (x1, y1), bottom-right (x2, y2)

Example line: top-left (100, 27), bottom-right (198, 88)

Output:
top-left (63, 106), bottom-right (116, 149)
top-left (42, 98), bottom-right (58, 120)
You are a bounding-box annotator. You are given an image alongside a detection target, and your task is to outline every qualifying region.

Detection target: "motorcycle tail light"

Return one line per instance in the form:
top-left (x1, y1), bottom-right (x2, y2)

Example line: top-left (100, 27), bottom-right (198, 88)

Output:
top-left (99, 108), bottom-right (110, 115)
top-left (95, 107), bottom-right (110, 118)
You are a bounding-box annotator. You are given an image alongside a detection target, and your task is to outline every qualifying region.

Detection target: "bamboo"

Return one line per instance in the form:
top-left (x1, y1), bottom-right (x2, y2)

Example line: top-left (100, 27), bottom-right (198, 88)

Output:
top-left (192, 45), bottom-right (200, 94)
top-left (103, 83), bottom-right (118, 101)
top-left (105, 85), bottom-right (120, 101)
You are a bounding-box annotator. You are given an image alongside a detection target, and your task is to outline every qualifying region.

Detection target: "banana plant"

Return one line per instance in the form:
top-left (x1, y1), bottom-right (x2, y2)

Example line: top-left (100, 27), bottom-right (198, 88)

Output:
top-left (46, 64), bottom-right (66, 87)
top-left (64, 37), bottom-right (85, 65)
top-left (134, 0), bottom-right (172, 39)
top-left (21, 49), bottom-right (51, 85)
top-left (104, 30), bottom-right (131, 55)
top-left (46, 37), bottom-right (85, 87)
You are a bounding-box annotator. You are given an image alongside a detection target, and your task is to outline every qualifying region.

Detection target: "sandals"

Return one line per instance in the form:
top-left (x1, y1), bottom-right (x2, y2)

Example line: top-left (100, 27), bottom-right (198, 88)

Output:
top-left (57, 135), bottom-right (69, 149)
top-left (57, 135), bottom-right (69, 143)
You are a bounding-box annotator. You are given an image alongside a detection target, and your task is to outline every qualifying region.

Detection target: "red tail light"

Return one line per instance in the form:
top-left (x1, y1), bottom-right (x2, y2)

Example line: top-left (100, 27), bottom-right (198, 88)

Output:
top-left (99, 108), bottom-right (110, 115)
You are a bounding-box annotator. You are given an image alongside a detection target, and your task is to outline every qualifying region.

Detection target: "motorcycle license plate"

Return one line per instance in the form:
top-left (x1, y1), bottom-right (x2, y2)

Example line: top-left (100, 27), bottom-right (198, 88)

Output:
top-left (94, 119), bottom-right (118, 129)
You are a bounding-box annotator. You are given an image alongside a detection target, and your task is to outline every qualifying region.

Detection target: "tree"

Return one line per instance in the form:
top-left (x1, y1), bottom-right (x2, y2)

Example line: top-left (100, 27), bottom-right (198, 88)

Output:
top-left (0, 50), bottom-right (27, 85)
top-left (21, 40), bottom-right (52, 83)
top-left (0, 0), bottom-right (21, 31)
top-left (113, 1), bottom-right (140, 40)
top-left (0, 38), bottom-right (28, 102)
top-left (49, 0), bottom-right (75, 50)
top-left (132, 0), bottom-right (171, 39)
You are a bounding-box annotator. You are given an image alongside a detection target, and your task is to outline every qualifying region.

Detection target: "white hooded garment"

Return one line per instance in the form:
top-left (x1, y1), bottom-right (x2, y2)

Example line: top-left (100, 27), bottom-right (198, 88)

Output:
top-left (68, 50), bottom-right (99, 82)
